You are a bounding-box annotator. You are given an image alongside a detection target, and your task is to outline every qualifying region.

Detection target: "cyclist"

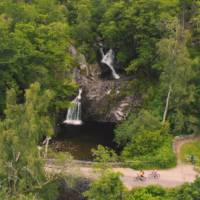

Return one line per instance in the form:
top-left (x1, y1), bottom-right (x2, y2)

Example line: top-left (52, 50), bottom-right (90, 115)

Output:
top-left (139, 170), bottom-right (145, 180)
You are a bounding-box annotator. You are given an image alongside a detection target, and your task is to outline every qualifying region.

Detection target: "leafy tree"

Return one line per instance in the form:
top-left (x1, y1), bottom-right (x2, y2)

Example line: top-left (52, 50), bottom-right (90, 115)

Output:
top-left (125, 185), bottom-right (170, 200)
top-left (95, 0), bottom-right (177, 71)
top-left (125, 190), bottom-right (161, 200)
top-left (0, 82), bottom-right (54, 195)
top-left (115, 110), bottom-right (161, 146)
top-left (156, 20), bottom-right (196, 133)
top-left (190, 1), bottom-right (200, 132)
top-left (172, 178), bottom-right (200, 200)
top-left (91, 145), bottom-right (118, 171)
top-left (0, 0), bottom-right (76, 115)
top-left (84, 171), bottom-right (124, 200)
top-left (122, 130), bottom-right (164, 158)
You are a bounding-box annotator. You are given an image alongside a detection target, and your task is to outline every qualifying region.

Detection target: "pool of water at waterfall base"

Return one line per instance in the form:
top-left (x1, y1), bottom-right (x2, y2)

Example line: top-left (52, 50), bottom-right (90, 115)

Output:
top-left (51, 122), bottom-right (118, 160)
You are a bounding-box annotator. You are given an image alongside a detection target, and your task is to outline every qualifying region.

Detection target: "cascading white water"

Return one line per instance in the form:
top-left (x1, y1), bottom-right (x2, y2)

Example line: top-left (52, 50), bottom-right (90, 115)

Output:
top-left (101, 48), bottom-right (120, 79)
top-left (63, 89), bottom-right (82, 125)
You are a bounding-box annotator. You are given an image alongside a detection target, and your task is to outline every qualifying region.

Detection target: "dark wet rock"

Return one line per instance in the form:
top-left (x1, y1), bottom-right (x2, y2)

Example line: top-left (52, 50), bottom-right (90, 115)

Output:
top-left (75, 67), bottom-right (141, 122)
top-left (68, 46), bottom-right (141, 123)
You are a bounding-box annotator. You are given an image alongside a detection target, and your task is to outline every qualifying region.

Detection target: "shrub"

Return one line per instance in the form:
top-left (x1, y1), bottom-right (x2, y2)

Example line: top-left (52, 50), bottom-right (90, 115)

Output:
top-left (125, 185), bottom-right (168, 200)
top-left (84, 171), bottom-right (124, 200)
top-left (91, 145), bottom-right (118, 170)
top-left (122, 134), bottom-right (176, 169)
top-left (114, 110), bottom-right (161, 146)
top-left (122, 130), bottom-right (164, 157)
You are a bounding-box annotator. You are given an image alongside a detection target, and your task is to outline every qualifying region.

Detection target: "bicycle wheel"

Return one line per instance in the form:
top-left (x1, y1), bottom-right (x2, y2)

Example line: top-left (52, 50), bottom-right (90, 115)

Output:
top-left (134, 176), bottom-right (140, 182)
top-left (156, 173), bottom-right (160, 179)
top-left (148, 173), bottom-right (154, 179)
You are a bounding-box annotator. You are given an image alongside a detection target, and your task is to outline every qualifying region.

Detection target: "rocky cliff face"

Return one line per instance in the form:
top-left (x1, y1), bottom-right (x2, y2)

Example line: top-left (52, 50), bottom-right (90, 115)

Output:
top-left (74, 67), bottom-right (140, 122)
top-left (70, 45), bottom-right (141, 122)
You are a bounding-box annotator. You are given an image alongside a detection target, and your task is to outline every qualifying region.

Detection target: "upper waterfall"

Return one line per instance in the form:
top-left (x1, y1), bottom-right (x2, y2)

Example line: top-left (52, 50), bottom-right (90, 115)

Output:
top-left (63, 89), bottom-right (82, 125)
top-left (101, 48), bottom-right (120, 79)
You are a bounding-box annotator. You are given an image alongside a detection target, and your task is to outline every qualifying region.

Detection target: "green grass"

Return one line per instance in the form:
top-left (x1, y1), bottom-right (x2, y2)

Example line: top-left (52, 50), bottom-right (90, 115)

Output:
top-left (47, 148), bottom-right (73, 162)
top-left (180, 141), bottom-right (200, 165)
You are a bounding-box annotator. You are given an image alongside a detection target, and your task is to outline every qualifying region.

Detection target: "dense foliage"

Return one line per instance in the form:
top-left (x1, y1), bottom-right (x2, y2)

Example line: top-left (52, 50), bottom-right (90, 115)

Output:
top-left (0, 82), bottom-right (55, 198)
top-left (122, 131), bottom-right (176, 169)
top-left (84, 171), bottom-right (124, 200)
top-left (63, 0), bottom-right (200, 168)
top-left (86, 172), bottom-right (200, 200)
top-left (0, 0), bottom-right (76, 115)
top-left (91, 145), bottom-right (118, 170)
top-left (114, 110), bottom-right (176, 168)
top-left (0, 0), bottom-right (200, 199)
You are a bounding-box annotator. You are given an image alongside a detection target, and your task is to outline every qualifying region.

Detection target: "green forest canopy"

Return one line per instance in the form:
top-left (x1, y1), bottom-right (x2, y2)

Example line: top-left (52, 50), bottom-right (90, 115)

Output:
top-left (0, 0), bottom-right (199, 199)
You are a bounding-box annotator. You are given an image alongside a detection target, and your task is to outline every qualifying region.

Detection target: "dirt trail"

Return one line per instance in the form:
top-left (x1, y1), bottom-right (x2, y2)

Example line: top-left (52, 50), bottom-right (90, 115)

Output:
top-left (45, 136), bottom-right (200, 189)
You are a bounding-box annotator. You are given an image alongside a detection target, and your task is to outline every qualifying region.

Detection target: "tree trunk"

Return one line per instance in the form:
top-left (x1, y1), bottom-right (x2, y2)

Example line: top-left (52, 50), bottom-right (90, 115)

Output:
top-left (44, 137), bottom-right (51, 158)
top-left (162, 85), bottom-right (172, 123)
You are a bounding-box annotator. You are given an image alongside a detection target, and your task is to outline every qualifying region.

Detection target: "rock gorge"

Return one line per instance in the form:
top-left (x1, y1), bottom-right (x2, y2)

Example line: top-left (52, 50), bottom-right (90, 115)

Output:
top-left (69, 45), bottom-right (141, 123)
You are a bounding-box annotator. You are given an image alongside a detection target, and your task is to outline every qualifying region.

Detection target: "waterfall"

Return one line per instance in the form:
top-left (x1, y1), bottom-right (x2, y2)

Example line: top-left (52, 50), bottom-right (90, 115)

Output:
top-left (63, 89), bottom-right (82, 125)
top-left (101, 48), bottom-right (120, 79)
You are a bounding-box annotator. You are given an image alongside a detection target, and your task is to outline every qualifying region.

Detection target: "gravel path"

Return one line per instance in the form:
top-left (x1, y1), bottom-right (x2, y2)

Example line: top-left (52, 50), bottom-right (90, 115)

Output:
top-left (113, 164), bottom-right (197, 188)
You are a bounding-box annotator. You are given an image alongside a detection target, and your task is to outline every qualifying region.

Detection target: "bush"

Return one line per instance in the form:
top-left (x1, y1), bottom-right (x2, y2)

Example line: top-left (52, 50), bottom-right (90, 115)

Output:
top-left (114, 109), bottom-right (176, 169)
top-left (122, 130), bottom-right (164, 157)
top-left (39, 180), bottom-right (60, 200)
top-left (91, 145), bottom-right (118, 170)
top-left (114, 110), bottom-right (161, 146)
top-left (84, 171), bottom-right (124, 200)
top-left (122, 134), bottom-right (176, 169)
top-left (171, 178), bottom-right (200, 200)
top-left (125, 185), bottom-right (169, 200)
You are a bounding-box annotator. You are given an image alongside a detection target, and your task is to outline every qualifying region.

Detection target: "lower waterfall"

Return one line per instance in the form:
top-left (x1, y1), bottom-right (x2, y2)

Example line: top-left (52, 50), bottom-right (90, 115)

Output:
top-left (63, 89), bottom-right (82, 125)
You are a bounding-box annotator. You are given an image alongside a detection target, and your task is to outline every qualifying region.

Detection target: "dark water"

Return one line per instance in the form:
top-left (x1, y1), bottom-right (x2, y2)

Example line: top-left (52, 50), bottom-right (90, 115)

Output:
top-left (51, 122), bottom-right (117, 160)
